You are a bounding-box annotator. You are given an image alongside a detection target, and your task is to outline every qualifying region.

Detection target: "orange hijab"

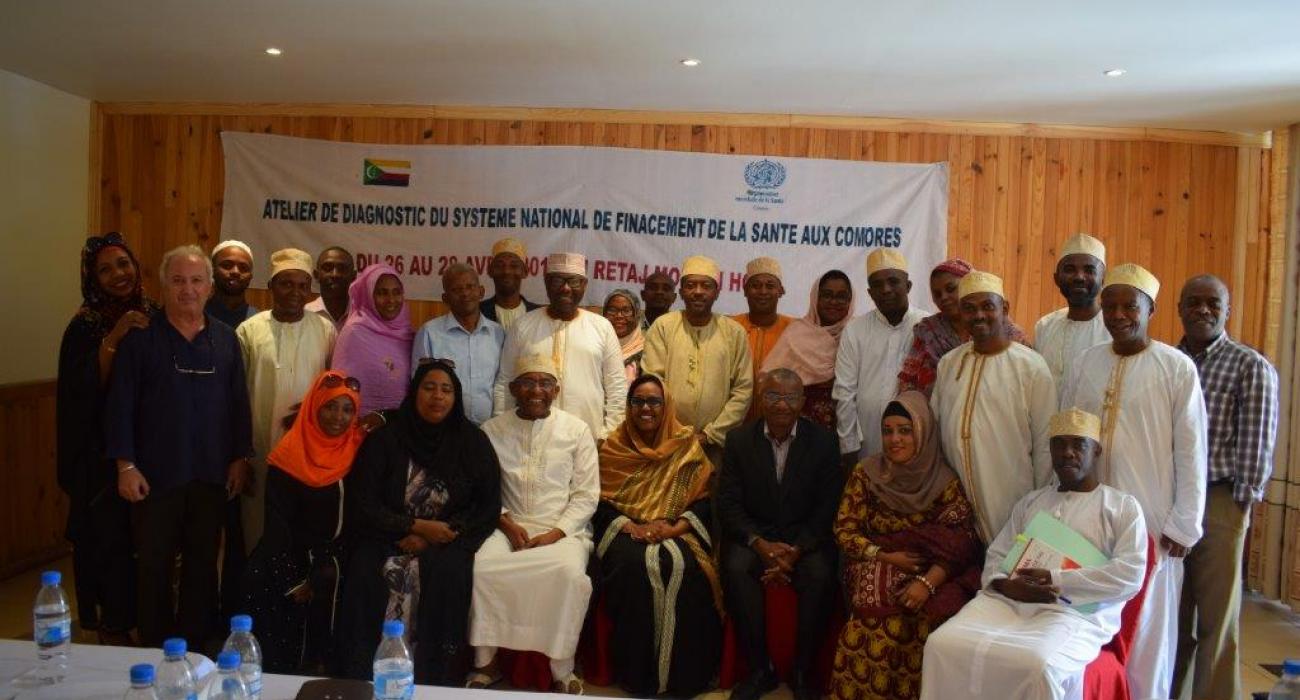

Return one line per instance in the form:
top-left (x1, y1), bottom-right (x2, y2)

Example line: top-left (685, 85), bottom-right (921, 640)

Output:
top-left (268, 370), bottom-right (366, 488)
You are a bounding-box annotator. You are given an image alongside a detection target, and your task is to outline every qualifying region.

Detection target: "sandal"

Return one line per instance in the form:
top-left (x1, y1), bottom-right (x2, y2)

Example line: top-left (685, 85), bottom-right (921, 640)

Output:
top-left (552, 673), bottom-right (584, 695)
top-left (465, 667), bottom-right (503, 689)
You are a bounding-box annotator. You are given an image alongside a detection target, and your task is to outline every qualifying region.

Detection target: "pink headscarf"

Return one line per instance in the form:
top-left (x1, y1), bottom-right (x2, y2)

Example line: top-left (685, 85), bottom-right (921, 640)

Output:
top-left (330, 264), bottom-right (415, 414)
top-left (761, 271), bottom-right (856, 386)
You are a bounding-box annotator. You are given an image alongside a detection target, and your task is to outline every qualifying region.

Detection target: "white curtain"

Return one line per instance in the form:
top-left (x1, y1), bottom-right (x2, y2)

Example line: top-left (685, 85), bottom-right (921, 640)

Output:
top-left (1248, 123), bottom-right (1300, 611)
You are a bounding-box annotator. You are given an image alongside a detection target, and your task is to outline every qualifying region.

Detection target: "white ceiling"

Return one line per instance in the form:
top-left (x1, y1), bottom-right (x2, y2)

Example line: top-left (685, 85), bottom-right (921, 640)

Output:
top-left (2, 0), bottom-right (1298, 133)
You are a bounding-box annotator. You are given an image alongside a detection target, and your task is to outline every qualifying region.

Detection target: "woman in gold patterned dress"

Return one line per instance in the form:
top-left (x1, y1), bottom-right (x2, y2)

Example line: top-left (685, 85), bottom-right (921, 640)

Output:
top-left (828, 391), bottom-right (983, 700)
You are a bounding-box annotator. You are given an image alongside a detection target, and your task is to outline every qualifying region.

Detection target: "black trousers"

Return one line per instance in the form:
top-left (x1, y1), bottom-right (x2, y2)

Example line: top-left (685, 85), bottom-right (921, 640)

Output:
top-left (70, 486), bottom-right (137, 633)
top-left (722, 541), bottom-right (835, 674)
top-left (219, 497), bottom-right (246, 623)
top-left (131, 480), bottom-right (226, 648)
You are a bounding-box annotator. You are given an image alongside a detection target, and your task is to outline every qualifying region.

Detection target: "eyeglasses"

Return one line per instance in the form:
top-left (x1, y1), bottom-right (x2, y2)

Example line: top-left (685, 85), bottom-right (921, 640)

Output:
top-left (605, 307), bottom-right (636, 318)
top-left (545, 275), bottom-right (585, 290)
top-left (321, 373), bottom-right (361, 392)
top-left (762, 391), bottom-right (802, 405)
top-left (417, 357), bottom-right (457, 369)
top-left (628, 396), bottom-right (664, 408)
top-left (513, 377), bottom-right (558, 391)
top-left (173, 333), bottom-right (216, 375)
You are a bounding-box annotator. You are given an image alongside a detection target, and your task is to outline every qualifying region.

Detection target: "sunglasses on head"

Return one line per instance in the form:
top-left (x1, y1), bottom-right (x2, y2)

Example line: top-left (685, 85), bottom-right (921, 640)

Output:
top-left (321, 373), bottom-right (361, 392)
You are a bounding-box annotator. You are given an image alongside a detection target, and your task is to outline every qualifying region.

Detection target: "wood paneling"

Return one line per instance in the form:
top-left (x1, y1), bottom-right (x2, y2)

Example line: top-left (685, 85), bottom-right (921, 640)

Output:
top-left (0, 381), bottom-right (68, 580)
top-left (93, 104), bottom-right (1279, 350)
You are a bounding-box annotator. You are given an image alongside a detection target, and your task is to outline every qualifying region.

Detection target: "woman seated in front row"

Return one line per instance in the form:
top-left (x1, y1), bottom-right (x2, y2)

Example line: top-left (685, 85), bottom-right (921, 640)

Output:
top-left (242, 370), bottom-right (366, 674)
top-left (336, 360), bottom-right (502, 685)
top-left (593, 374), bottom-right (723, 697)
top-left (828, 391), bottom-right (984, 700)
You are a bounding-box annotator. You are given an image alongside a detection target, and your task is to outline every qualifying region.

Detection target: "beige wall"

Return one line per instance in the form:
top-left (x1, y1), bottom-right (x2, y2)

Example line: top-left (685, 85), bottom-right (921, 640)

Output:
top-left (0, 70), bottom-right (89, 384)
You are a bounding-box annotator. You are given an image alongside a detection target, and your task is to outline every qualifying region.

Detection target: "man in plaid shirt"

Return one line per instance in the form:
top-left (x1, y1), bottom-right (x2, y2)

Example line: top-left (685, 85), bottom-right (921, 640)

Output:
top-left (1172, 274), bottom-right (1279, 700)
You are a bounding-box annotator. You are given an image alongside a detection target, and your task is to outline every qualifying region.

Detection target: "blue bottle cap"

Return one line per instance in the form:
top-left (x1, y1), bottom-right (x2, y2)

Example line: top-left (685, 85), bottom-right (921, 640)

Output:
top-left (229, 614), bottom-right (253, 633)
top-left (217, 650), bottom-right (241, 671)
top-left (382, 619), bottom-right (404, 638)
top-left (129, 664), bottom-right (155, 684)
top-left (40, 571), bottom-right (61, 586)
top-left (162, 637), bottom-right (187, 657)
top-left (1285, 658), bottom-right (1300, 675)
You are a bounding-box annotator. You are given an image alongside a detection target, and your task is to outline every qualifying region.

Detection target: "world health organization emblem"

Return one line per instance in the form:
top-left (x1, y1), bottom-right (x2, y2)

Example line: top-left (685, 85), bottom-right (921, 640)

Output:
top-left (744, 159), bottom-right (787, 190)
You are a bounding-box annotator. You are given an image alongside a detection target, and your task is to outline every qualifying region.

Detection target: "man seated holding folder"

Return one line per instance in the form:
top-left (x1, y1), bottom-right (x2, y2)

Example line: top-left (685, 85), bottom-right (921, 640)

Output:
top-left (919, 407), bottom-right (1147, 700)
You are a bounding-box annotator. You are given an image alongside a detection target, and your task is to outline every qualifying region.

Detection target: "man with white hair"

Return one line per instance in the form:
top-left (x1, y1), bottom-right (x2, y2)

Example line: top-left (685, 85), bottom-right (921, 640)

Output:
top-left (1035, 233), bottom-right (1111, 391)
top-left (236, 248), bottom-right (337, 551)
top-left (1061, 263), bottom-right (1207, 700)
top-left (205, 240), bottom-right (258, 329)
top-left (104, 244), bottom-right (253, 647)
top-left (493, 252), bottom-right (626, 439)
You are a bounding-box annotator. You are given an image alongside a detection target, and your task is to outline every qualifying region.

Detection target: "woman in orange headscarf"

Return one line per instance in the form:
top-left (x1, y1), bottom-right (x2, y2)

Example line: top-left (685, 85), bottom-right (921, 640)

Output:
top-left (594, 374), bottom-right (722, 697)
top-left (242, 369), bottom-right (367, 674)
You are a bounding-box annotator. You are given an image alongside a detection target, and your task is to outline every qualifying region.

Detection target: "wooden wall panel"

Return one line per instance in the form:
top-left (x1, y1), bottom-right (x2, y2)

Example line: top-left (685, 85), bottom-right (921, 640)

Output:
top-left (93, 107), bottom-right (1277, 350)
top-left (0, 381), bottom-right (68, 579)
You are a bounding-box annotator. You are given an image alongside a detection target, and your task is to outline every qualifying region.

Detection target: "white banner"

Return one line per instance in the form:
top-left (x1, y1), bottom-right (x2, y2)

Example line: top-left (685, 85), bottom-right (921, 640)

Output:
top-left (220, 132), bottom-right (948, 315)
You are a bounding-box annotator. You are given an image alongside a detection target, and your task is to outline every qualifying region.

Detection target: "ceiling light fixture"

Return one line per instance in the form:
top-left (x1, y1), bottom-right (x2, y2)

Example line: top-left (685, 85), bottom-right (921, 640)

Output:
top-left (680, 58), bottom-right (701, 67)
top-left (265, 47), bottom-right (283, 56)
top-left (1103, 68), bottom-right (1126, 77)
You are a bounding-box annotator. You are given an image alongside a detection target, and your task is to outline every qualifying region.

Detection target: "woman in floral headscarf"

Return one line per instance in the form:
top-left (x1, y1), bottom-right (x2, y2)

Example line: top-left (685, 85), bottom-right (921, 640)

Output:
top-left (55, 232), bottom-right (160, 644)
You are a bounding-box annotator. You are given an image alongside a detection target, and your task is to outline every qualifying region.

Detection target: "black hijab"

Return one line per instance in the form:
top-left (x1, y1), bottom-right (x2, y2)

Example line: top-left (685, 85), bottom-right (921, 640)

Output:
top-left (390, 359), bottom-right (469, 473)
top-left (76, 232), bottom-right (158, 339)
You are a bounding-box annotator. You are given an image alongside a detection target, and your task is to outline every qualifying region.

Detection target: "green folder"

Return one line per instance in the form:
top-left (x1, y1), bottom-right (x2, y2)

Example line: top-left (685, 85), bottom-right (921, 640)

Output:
top-left (1000, 510), bottom-right (1109, 613)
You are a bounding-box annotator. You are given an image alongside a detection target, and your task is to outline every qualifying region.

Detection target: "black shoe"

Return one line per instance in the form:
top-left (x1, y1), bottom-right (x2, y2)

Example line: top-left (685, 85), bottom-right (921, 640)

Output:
top-left (789, 670), bottom-right (820, 700)
top-left (731, 666), bottom-right (778, 700)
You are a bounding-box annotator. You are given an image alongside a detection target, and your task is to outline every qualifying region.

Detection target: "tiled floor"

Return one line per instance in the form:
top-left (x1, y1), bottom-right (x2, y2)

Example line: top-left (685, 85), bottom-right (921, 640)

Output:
top-left (2, 556), bottom-right (1297, 698)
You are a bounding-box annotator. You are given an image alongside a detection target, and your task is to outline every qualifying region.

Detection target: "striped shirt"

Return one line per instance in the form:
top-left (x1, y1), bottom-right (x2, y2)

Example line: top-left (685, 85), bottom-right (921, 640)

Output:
top-left (1177, 332), bottom-right (1279, 503)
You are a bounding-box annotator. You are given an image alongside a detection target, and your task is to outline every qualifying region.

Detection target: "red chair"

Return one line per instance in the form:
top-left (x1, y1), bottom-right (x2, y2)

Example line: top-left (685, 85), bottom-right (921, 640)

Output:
top-left (717, 582), bottom-right (845, 693)
top-left (1081, 536), bottom-right (1158, 700)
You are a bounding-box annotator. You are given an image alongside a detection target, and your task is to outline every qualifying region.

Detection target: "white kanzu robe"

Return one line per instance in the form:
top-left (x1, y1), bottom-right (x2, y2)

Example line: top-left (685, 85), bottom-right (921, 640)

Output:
top-left (832, 307), bottom-right (926, 457)
top-left (1060, 341), bottom-right (1207, 700)
top-left (235, 310), bottom-right (336, 551)
top-left (470, 409), bottom-right (599, 662)
top-left (1034, 308), bottom-right (1111, 393)
top-left (931, 341), bottom-right (1057, 542)
top-left (921, 485), bottom-right (1147, 700)
top-left (493, 307), bottom-right (627, 440)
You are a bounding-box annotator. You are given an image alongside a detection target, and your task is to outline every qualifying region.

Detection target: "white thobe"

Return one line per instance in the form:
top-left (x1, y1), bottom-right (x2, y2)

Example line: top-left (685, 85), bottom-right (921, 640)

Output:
top-left (471, 409), bottom-right (599, 668)
top-left (921, 485), bottom-right (1147, 700)
top-left (1034, 308), bottom-right (1110, 392)
top-left (931, 341), bottom-right (1057, 543)
top-left (832, 308), bottom-right (926, 456)
top-left (1060, 341), bottom-right (1207, 700)
top-left (493, 308), bottom-right (627, 440)
top-left (235, 311), bottom-right (336, 551)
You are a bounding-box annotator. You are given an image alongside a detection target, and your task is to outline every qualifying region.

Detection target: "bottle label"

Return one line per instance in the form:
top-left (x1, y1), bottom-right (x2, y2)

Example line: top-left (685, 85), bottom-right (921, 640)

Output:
top-left (242, 665), bottom-right (262, 697)
top-left (34, 618), bottom-right (69, 647)
top-left (375, 673), bottom-right (413, 700)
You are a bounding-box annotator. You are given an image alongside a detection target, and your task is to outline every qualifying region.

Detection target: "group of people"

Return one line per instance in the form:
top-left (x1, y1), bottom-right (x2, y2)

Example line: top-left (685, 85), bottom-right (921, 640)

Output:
top-left (55, 229), bottom-right (1277, 700)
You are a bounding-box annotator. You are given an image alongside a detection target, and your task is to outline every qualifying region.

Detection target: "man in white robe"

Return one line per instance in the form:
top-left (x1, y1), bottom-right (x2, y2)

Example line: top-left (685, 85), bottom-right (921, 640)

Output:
top-left (833, 247), bottom-right (926, 467)
top-left (493, 252), bottom-right (626, 439)
top-left (931, 270), bottom-right (1057, 543)
top-left (235, 248), bottom-right (335, 551)
top-left (1035, 233), bottom-right (1111, 391)
top-left (921, 408), bottom-right (1148, 700)
top-left (470, 355), bottom-right (599, 692)
top-left (1060, 263), bottom-right (1207, 700)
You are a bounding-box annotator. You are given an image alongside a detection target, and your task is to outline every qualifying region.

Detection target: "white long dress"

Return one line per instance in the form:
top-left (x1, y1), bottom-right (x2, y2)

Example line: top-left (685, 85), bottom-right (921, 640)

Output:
top-left (921, 484), bottom-right (1147, 700)
top-left (493, 308), bottom-right (626, 440)
top-left (1033, 308), bottom-right (1110, 392)
top-left (470, 409), bottom-right (599, 671)
top-left (1060, 341), bottom-right (1207, 700)
top-left (832, 307), bottom-right (926, 457)
top-left (235, 310), bottom-right (336, 551)
top-left (931, 341), bottom-right (1057, 543)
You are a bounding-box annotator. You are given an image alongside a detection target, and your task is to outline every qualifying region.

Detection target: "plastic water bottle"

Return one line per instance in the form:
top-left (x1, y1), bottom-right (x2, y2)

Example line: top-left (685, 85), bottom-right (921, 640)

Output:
top-left (123, 664), bottom-right (159, 700)
top-left (221, 615), bottom-right (262, 699)
top-left (156, 638), bottom-right (197, 700)
top-left (372, 620), bottom-right (414, 700)
top-left (1269, 659), bottom-right (1300, 700)
top-left (209, 651), bottom-right (249, 700)
top-left (32, 570), bottom-right (71, 684)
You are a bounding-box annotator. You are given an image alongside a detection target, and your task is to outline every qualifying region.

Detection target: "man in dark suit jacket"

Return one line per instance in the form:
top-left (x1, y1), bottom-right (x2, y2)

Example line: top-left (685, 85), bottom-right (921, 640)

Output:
top-left (480, 237), bottom-right (541, 328)
top-left (717, 368), bottom-right (844, 700)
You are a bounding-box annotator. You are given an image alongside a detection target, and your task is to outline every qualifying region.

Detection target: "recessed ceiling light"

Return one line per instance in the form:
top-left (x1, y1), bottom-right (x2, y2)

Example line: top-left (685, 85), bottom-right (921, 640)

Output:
top-left (680, 58), bottom-right (701, 67)
top-left (1103, 68), bottom-right (1126, 77)
top-left (265, 47), bottom-right (283, 56)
